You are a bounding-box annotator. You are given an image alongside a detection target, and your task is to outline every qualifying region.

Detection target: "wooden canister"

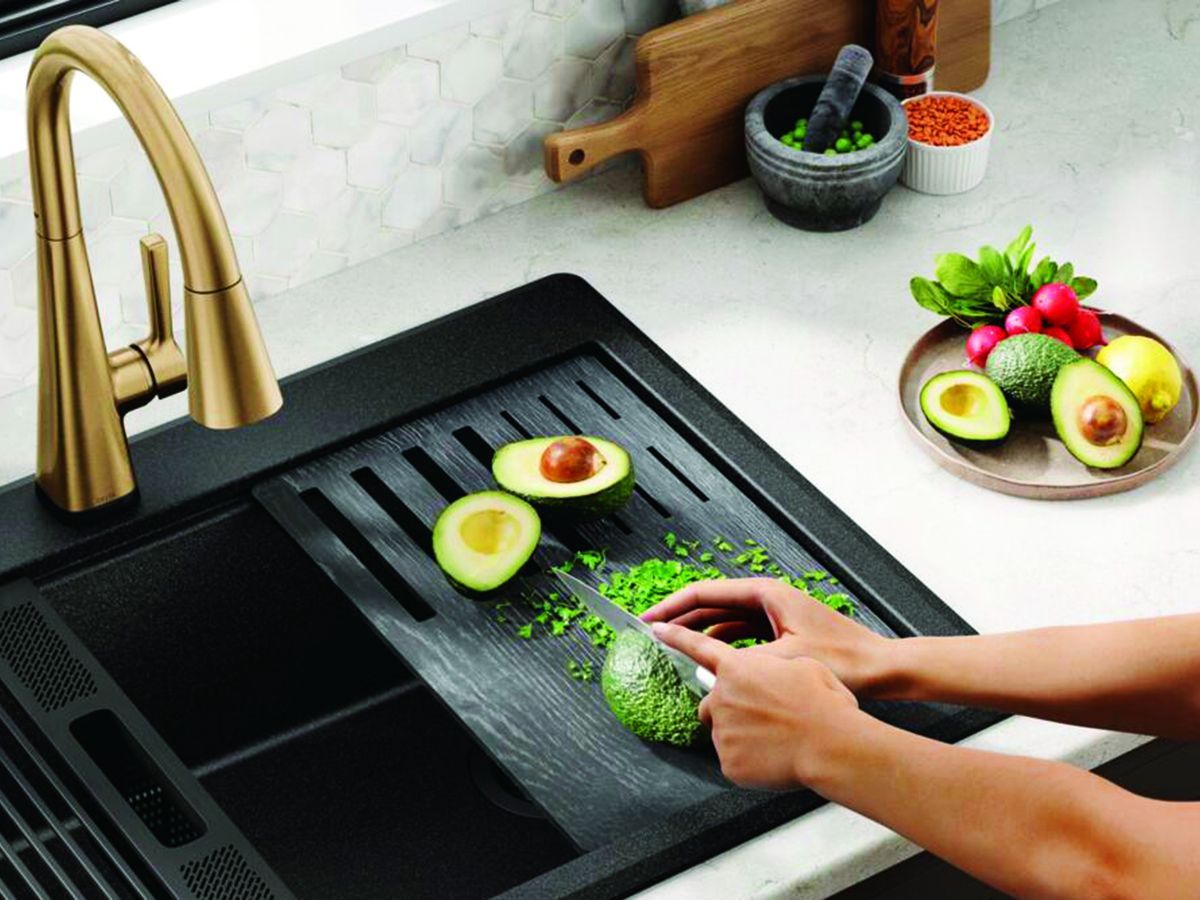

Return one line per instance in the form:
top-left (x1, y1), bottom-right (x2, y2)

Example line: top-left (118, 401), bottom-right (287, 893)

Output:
top-left (875, 0), bottom-right (940, 98)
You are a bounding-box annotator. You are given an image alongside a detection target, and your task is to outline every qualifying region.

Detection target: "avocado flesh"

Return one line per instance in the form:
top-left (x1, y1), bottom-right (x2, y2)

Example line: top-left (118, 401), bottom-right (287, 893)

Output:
top-left (492, 436), bottom-right (635, 517)
top-left (432, 491), bottom-right (541, 592)
top-left (985, 333), bottom-right (1080, 408)
top-left (1051, 359), bottom-right (1144, 469)
top-left (601, 629), bottom-right (702, 748)
top-left (919, 370), bottom-right (1011, 443)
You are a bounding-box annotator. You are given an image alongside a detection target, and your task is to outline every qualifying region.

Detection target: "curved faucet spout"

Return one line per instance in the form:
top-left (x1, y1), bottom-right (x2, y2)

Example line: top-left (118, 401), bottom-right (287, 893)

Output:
top-left (27, 26), bottom-right (282, 516)
top-left (28, 26), bottom-right (240, 292)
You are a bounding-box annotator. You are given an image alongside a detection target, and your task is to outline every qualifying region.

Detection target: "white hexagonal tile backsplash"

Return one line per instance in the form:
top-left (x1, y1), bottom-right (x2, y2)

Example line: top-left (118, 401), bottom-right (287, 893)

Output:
top-left (0, 0), bottom-right (677, 398)
top-left (0, 0), bottom-right (1063, 403)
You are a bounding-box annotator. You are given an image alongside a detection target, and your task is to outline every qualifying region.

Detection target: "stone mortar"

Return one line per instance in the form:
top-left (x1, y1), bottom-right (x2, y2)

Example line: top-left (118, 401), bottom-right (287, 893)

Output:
top-left (745, 75), bottom-right (907, 232)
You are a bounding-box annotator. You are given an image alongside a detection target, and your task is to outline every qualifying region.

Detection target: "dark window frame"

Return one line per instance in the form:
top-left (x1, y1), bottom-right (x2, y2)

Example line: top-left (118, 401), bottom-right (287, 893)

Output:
top-left (0, 1), bottom-right (180, 60)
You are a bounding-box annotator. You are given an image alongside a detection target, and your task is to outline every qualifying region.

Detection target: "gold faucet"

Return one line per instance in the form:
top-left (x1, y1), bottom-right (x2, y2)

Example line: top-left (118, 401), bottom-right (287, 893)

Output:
top-left (27, 26), bottom-right (283, 516)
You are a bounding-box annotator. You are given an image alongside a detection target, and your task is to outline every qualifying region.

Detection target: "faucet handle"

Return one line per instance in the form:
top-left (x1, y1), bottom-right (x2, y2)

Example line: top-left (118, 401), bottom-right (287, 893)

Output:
top-left (135, 233), bottom-right (187, 398)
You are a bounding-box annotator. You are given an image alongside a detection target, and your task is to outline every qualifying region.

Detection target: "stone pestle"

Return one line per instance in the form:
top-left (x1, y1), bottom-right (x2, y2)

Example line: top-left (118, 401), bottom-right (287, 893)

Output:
top-left (802, 44), bottom-right (875, 154)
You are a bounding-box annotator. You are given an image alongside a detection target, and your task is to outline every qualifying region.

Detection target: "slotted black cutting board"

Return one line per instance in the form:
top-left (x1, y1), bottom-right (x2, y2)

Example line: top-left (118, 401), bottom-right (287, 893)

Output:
top-left (254, 354), bottom-right (899, 851)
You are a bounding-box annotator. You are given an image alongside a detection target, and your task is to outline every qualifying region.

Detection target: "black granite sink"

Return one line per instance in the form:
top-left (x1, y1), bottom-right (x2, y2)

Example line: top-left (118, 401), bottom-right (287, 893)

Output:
top-left (0, 275), bottom-right (1000, 899)
top-left (41, 500), bottom-right (576, 899)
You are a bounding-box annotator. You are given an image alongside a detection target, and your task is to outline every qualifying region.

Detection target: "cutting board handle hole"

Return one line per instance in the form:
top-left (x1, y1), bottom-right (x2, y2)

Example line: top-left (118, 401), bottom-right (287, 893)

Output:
top-left (568, 149), bottom-right (586, 165)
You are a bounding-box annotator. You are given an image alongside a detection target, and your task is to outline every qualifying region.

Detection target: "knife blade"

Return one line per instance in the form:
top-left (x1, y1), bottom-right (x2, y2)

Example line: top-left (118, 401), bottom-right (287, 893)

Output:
top-left (557, 571), bottom-right (716, 696)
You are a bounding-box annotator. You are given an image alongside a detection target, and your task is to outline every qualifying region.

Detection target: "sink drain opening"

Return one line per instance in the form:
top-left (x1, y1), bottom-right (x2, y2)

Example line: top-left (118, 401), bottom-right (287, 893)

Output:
top-left (469, 746), bottom-right (545, 819)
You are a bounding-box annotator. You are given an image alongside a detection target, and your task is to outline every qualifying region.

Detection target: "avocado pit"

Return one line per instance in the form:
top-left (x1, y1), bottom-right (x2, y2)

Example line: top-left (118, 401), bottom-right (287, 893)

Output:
top-left (539, 436), bottom-right (606, 483)
top-left (1077, 395), bottom-right (1128, 446)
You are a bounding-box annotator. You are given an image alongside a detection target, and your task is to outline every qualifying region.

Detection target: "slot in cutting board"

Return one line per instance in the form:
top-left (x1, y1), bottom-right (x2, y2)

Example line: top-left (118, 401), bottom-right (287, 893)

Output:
top-left (545, 0), bottom-right (990, 207)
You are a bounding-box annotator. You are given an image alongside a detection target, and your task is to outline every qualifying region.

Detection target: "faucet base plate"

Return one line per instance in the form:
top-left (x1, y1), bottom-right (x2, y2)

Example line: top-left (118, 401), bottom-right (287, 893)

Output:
top-left (34, 482), bottom-right (140, 524)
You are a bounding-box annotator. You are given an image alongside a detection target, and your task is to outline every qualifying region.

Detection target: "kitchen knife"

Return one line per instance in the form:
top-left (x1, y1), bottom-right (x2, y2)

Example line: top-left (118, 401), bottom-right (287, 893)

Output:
top-left (557, 571), bottom-right (716, 696)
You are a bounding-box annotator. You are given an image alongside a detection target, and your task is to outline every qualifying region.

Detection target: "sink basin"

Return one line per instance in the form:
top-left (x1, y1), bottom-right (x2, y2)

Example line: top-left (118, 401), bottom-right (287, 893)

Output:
top-left (41, 499), bottom-right (577, 899)
top-left (0, 275), bottom-right (1000, 898)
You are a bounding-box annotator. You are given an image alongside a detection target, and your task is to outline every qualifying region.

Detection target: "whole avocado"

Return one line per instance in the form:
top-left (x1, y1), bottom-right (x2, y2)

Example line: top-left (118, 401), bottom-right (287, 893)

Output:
top-left (985, 332), bottom-right (1080, 408)
top-left (601, 629), bottom-right (702, 747)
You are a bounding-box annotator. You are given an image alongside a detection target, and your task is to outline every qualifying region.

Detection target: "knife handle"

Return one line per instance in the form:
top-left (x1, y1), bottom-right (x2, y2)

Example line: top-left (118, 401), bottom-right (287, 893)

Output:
top-left (696, 666), bottom-right (716, 692)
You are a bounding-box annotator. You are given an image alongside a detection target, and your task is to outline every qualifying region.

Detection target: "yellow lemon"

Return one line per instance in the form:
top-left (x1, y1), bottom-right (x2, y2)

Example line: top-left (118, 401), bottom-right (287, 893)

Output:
top-left (1096, 335), bottom-right (1182, 424)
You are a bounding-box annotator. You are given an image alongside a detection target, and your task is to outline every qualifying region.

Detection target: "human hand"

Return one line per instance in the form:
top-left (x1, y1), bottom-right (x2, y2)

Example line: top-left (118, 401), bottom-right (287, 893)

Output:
top-left (653, 621), bottom-right (863, 790)
top-left (641, 578), bottom-right (893, 697)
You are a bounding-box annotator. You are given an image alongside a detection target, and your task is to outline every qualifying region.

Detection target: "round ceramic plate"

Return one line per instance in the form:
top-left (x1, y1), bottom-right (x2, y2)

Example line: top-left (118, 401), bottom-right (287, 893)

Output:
top-left (899, 314), bottom-right (1198, 499)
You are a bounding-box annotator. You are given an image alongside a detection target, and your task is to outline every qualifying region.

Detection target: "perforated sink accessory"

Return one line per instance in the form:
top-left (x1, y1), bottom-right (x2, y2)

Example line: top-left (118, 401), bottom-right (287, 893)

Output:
top-left (256, 353), bottom-right (959, 852)
top-left (0, 580), bottom-right (295, 900)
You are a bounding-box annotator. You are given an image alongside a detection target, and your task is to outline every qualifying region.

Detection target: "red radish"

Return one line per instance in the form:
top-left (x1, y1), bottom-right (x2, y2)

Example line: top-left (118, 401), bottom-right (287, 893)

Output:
top-left (1031, 283), bottom-right (1080, 326)
top-left (1005, 306), bottom-right (1043, 335)
top-left (1043, 326), bottom-right (1073, 347)
top-left (1066, 309), bottom-right (1105, 350)
top-left (965, 325), bottom-right (1007, 367)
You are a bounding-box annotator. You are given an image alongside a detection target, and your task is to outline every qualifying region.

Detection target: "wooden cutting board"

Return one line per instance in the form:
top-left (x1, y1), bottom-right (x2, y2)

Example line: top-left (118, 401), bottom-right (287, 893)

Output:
top-left (543, 0), bottom-right (990, 208)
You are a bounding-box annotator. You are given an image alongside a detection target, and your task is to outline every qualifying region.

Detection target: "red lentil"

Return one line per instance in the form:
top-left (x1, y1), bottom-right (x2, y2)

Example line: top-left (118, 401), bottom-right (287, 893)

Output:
top-left (905, 95), bottom-right (990, 147)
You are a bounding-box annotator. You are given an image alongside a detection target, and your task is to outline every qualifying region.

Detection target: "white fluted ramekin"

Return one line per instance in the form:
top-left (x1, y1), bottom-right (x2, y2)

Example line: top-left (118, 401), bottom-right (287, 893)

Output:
top-left (900, 91), bottom-right (993, 195)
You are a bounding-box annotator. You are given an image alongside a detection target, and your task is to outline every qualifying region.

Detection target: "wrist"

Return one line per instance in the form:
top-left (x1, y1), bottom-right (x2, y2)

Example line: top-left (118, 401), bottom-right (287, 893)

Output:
top-left (792, 704), bottom-right (883, 793)
top-left (861, 635), bottom-right (929, 701)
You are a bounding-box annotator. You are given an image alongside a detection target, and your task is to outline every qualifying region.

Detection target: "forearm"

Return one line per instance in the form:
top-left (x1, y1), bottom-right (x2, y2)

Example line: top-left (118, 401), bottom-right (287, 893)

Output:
top-left (807, 712), bottom-right (1200, 899)
top-left (870, 615), bottom-right (1200, 739)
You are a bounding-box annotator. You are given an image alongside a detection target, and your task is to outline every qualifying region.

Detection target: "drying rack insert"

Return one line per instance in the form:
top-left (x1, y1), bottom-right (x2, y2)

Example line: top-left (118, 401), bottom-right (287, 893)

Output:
top-left (0, 581), bottom-right (294, 900)
top-left (255, 353), bottom-right (920, 851)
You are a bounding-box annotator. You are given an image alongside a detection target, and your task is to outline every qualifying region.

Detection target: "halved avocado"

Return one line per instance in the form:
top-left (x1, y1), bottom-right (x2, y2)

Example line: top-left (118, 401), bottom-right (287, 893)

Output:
top-left (1051, 359), bottom-right (1144, 469)
top-left (492, 436), bottom-right (635, 517)
top-left (432, 491), bottom-right (540, 592)
top-left (919, 370), bottom-right (1011, 444)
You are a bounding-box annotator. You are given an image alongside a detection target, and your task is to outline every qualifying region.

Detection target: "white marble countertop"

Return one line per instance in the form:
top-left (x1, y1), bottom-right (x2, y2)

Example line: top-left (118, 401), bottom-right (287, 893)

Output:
top-left (1, 0), bottom-right (1197, 895)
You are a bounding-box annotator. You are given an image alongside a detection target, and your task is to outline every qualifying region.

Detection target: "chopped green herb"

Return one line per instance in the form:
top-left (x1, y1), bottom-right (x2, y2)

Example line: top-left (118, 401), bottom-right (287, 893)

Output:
top-left (566, 658), bottom-right (595, 682)
top-left (499, 535), bottom-right (856, 669)
top-left (730, 637), bottom-right (767, 649)
top-left (580, 614), bottom-right (614, 647)
top-left (812, 591), bottom-right (855, 616)
top-left (574, 548), bottom-right (607, 572)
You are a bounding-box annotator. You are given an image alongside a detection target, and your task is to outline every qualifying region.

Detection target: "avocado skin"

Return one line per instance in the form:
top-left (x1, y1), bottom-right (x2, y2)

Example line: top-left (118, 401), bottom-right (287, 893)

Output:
top-left (985, 333), bottom-right (1080, 408)
top-left (440, 572), bottom-right (500, 600)
top-left (601, 629), bottom-right (703, 748)
top-left (926, 420), bottom-right (1009, 448)
top-left (509, 466), bottom-right (635, 519)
